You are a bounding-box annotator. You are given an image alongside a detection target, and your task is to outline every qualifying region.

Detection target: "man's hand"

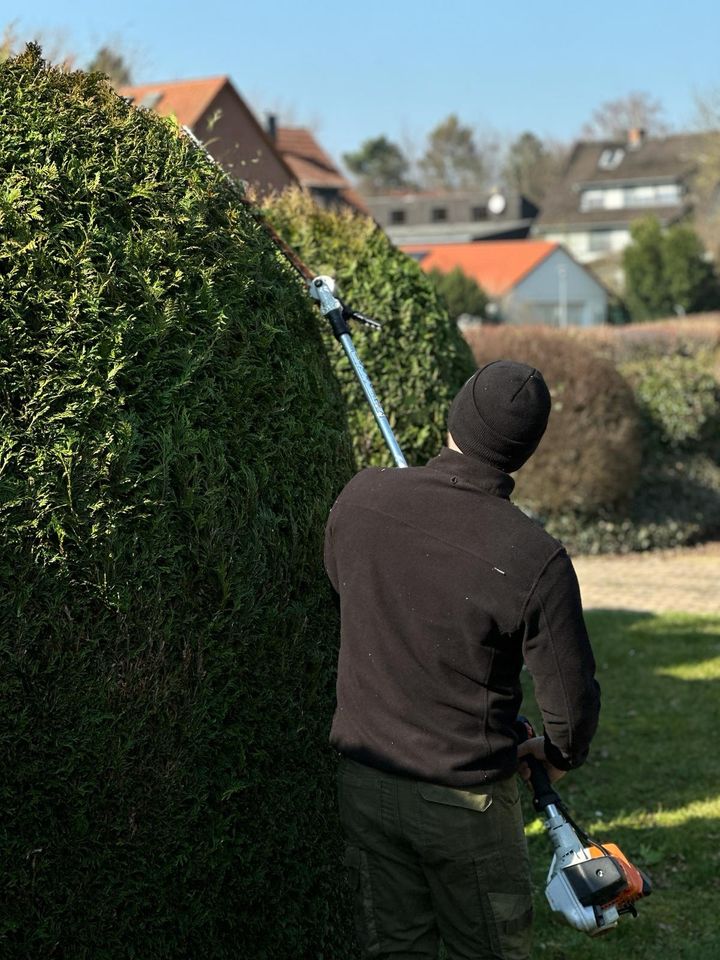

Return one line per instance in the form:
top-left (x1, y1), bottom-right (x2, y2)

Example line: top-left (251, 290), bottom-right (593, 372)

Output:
top-left (517, 736), bottom-right (566, 786)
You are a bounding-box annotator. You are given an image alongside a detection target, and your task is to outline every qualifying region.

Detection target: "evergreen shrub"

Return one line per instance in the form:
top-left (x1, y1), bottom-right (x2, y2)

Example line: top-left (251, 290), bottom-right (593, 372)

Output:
top-left (263, 189), bottom-right (475, 466)
top-left (623, 216), bottom-right (720, 321)
top-left (542, 454), bottom-right (720, 554)
top-left (0, 48), bottom-right (354, 958)
top-left (620, 352), bottom-right (720, 449)
top-left (514, 333), bottom-right (720, 554)
top-left (426, 266), bottom-right (488, 322)
top-left (462, 325), bottom-right (642, 512)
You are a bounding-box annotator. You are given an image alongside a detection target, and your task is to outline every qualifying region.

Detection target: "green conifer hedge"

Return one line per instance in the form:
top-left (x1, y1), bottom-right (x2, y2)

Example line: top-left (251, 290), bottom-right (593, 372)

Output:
top-left (264, 189), bottom-right (476, 466)
top-left (0, 48), bottom-right (354, 958)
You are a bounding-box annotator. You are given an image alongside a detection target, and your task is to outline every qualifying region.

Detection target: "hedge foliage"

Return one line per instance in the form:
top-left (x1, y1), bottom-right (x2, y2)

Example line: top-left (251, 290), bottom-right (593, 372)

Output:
top-left (263, 189), bottom-right (475, 466)
top-left (463, 324), bottom-right (720, 553)
top-left (620, 352), bottom-right (720, 449)
top-left (523, 339), bottom-right (719, 554)
top-left (623, 216), bottom-right (720, 321)
top-left (462, 325), bottom-right (642, 512)
top-left (427, 266), bottom-right (488, 322)
top-left (541, 453), bottom-right (720, 554)
top-left (0, 48), bottom-right (355, 958)
top-left (575, 314), bottom-right (720, 363)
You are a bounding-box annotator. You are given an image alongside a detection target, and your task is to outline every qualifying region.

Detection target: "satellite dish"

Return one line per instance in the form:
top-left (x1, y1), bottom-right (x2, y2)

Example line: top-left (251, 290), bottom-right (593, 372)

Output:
top-left (488, 192), bottom-right (507, 215)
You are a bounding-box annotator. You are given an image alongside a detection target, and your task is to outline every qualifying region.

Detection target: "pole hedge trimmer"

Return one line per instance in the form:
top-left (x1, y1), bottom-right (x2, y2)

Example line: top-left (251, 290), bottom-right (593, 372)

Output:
top-left (181, 126), bottom-right (408, 469)
top-left (515, 718), bottom-right (652, 936)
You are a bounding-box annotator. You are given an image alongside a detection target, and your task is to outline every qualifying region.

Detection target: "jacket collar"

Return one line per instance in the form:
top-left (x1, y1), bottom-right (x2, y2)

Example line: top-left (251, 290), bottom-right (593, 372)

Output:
top-left (425, 447), bottom-right (515, 499)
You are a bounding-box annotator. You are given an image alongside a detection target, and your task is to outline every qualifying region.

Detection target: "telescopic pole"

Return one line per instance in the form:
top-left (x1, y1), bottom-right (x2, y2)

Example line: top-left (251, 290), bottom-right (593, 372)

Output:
top-left (310, 277), bottom-right (408, 468)
top-left (179, 127), bottom-right (407, 468)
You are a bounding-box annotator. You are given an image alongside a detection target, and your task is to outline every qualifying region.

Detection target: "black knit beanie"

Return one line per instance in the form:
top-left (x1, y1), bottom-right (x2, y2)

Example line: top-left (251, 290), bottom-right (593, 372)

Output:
top-left (447, 360), bottom-right (551, 472)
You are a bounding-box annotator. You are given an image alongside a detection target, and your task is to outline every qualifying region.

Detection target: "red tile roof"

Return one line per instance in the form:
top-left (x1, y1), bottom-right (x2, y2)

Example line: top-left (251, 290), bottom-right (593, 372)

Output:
top-left (401, 240), bottom-right (558, 297)
top-left (275, 127), bottom-right (345, 187)
top-left (275, 126), bottom-right (368, 214)
top-left (119, 76), bottom-right (229, 127)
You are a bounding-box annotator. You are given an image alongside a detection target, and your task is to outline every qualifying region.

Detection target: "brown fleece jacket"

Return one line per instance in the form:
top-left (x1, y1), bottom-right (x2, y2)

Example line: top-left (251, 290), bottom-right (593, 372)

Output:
top-left (325, 447), bottom-right (600, 788)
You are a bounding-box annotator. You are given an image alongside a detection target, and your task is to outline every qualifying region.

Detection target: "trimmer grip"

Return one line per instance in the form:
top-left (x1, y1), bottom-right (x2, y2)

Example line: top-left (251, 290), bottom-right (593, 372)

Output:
top-left (525, 755), bottom-right (562, 812)
top-left (514, 716), bottom-right (562, 812)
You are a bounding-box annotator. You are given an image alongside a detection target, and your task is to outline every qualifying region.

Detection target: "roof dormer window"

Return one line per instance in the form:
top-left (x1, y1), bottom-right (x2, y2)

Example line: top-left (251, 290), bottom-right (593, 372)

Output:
top-left (598, 147), bottom-right (625, 170)
top-left (138, 91), bottom-right (163, 109)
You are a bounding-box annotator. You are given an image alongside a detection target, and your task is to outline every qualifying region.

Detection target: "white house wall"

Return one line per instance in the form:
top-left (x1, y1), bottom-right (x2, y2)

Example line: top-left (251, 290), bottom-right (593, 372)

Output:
top-left (540, 229), bottom-right (632, 264)
top-left (501, 248), bottom-right (607, 326)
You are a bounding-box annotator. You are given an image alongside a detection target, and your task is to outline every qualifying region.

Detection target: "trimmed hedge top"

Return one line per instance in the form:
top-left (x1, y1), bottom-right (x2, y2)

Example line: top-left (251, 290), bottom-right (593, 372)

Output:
top-left (263, 188), bottom-right (476, 466)
top-left (0, 47), bottom-right (353, 958)
top-left (574, 315), bottom-right (720, 363)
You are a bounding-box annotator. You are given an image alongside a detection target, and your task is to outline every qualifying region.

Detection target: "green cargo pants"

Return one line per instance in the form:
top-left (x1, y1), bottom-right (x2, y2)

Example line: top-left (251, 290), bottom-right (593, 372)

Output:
top-left (337, 757), bottom-right (533, 960)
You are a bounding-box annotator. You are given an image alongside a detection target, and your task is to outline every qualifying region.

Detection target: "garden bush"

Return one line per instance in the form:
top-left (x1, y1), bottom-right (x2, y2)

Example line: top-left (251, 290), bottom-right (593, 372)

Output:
top-left (623, 216), bottom-right (720, 321)
top-left (427, 265), bottom-right (488, 322)
top-left (462, 325), bottom-right (642, 512)
top-left (0, 48), bottom-right (355, 958)
top-left (620, 351), bottom-right (720, 449)
top-left (574, 314), bottom-right (720, 363)
top-left (263, 189), bottom-right (475, 466)
top-left (510, 332), bottom-right (720, 554)
top-left (540, 454), bottom-right (720, 554)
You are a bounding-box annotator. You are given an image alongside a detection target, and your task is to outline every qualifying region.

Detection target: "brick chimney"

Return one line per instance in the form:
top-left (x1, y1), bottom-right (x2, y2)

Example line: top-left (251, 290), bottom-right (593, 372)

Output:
top-left (627, 127), bottom-right (646, 150)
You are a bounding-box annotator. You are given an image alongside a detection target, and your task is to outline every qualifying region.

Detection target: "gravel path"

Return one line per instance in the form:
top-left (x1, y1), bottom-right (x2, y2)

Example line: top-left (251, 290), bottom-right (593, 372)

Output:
top-left (572, 541), bottom-right (720, 615)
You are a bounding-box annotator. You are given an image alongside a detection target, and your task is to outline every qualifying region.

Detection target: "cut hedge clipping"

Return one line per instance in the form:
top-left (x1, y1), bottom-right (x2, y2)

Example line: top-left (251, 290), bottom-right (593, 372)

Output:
top-left (0, 47), bottom-right (355, 958)
top-left (264, 188), bottom-right (476, 467)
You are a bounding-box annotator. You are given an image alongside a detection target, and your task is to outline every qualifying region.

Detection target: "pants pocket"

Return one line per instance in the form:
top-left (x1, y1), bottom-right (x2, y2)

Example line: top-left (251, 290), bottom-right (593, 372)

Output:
top-left (344, 844), bottom-right (381, 957)
top-left (418, 781), bottom-right (493, 812)
top-left (481, 888), bottom-right (533, 959)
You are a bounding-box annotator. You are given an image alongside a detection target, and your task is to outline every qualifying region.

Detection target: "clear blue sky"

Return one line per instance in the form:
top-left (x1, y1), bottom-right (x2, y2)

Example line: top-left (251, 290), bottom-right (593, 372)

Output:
top-left (9, 1), bottom-right (720, 163)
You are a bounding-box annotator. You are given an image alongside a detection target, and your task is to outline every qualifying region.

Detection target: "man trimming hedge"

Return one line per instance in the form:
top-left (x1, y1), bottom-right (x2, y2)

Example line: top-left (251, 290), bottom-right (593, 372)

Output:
top-left (324, 361), bottom-right (601, 959)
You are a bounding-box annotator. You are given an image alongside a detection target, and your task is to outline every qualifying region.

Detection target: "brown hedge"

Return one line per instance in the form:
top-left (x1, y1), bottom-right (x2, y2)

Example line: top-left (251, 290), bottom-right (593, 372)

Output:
top-left (462, 326), bottom-right (642, 512)
top-left (572, 314), bottom-right (720, 363)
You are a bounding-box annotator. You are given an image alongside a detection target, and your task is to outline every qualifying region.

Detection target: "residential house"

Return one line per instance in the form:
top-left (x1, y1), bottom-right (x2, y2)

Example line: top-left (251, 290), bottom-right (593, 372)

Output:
top-left (269, 120), bottom-right (368, 214)
top-left (119, 76), bottom-right (296, 196)
top-left (366, 190), bottom-right (538, 245)
top-left (535, 130), bottom-right (702, 270)
top-left (402, 240), bottom-right (607, 327)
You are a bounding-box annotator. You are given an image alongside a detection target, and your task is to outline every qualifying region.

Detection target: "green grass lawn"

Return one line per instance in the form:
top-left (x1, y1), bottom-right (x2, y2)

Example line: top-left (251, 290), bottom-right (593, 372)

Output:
top-left (519, 611), bottom-right (720, 960)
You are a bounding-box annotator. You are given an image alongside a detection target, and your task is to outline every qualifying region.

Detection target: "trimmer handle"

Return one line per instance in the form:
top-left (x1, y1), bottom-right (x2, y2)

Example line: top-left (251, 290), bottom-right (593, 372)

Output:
top-left (514, 716), bottom-right (563, 813)
top-left (525, 755), bottom-right (562, 812)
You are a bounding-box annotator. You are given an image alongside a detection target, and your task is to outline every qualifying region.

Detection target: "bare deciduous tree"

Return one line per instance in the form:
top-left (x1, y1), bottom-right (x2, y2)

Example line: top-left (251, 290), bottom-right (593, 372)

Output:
top-left (419, 114), bottom-right (489, 192)
top-left (88, 45), bottom-right (133, 88)
top-left (582, 91), bottom-right (669, 140)
top-left (1, 20), bottom-right (136, 81)
top-left (500, 132), bottom-right (569, 203)
top-left (692, 89), bottom-right (720, 258)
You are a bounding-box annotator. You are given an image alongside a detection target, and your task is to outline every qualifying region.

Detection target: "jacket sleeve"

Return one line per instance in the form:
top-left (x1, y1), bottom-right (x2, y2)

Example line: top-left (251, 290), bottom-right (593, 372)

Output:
top-left (521, 549), bottom-right (600, 771)
top-left (323, 506), bottom-right (339, 594)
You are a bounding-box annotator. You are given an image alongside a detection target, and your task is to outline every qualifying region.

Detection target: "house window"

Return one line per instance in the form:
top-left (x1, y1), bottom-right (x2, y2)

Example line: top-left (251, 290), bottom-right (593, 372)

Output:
top-left (138, 91), bottom-right (163, 109)
top-left (624, 185), bottom-right (656, 208)
top-left (622, 183), bottom-right (682, 209)
top-left (588, 230), bottom-right (614, 252)
top-left (580, 190), bottom-right (605, 211)
top-left (656, 183), bottom-right (681, 205)
top-left (431, 207), bottom-right (448, 222)
top-left (582, 183), bottom-right (683, 213)
top-left (471, 205), bottom-right (486, 221)
top-left (598, 147), bottom-right (625, 170)
top-left (390, 209), bottom-right (406, 224)
top-left (580, 187), bottom-right (624, 211)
